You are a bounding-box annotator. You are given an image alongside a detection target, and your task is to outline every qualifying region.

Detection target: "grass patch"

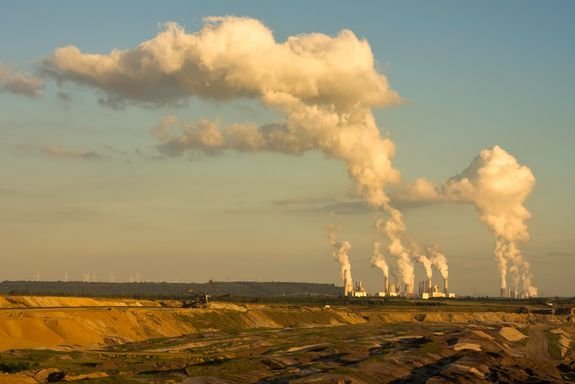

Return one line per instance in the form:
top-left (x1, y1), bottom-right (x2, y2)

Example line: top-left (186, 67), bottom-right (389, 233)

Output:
top-left (0, 360), bottom-right (36, 373)
top-left (547, 332), bottom-right (562, 359)
top-left (417, 340), bottom-right (441, 355)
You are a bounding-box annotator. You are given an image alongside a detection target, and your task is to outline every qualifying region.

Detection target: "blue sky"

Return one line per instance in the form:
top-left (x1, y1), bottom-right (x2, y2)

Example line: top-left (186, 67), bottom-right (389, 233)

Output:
top-left (0, 1), bottom-right (574, 296)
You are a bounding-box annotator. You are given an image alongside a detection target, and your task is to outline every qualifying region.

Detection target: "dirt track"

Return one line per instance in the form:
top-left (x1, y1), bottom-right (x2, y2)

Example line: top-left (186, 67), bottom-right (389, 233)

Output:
top-left (527, 325), bottom-right (552, 361)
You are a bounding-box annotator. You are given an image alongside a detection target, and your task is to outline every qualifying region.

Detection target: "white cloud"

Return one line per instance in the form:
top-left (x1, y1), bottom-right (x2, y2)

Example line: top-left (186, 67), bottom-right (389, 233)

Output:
top-left (0, 64), bottom-right (43, 97)
top-left (44, 17), bottom-right (401, 109)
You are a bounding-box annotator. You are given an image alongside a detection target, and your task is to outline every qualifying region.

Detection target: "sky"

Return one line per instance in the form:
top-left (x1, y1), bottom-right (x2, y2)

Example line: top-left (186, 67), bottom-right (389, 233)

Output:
top-left (0, 1), bottom-right (574, 296)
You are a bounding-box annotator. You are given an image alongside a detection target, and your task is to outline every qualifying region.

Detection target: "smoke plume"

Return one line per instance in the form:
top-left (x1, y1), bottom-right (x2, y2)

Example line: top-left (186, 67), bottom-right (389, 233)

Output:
top-left (427, 244), bottom-right (448, 280)
top-left (444, 145), bottom-right (536, 296)
top-left (43, 18), bottom-right (401, 108)
top-left (416, 251), bottom-right (433, 281)
top-left (327, 224), bottom-right (353, 293)
top-left (370, 240), bottom-right (389, 281)
top-left (44, 17), bottom-right (422, 291)
top-left (382, 208), bottom-right (415, 292)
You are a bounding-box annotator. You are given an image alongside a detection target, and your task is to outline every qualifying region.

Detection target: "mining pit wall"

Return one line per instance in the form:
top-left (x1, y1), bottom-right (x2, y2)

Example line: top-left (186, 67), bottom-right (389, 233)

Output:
top-left (0, 296), bottom-right (568, 350)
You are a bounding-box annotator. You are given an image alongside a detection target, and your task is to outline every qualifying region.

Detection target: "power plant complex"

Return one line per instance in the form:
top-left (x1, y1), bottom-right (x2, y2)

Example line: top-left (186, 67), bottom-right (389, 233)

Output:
top-left (342, 272), bottom-right (456, 299)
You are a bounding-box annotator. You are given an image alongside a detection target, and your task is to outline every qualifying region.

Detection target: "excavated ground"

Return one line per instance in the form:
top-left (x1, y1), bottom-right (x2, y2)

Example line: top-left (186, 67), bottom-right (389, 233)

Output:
top-left (0, 296), bottom-right (573, 383)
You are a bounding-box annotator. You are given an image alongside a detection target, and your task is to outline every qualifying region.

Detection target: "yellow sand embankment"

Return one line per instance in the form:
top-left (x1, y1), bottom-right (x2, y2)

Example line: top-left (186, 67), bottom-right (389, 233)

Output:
top-left (0, 306), bottom-right (364, 350)
top-left (0, 295), bottom-right (170, 308)
top-left (0, 298), bottom-right (566, 351)
top-left (362, 311), bottom-right (560, 324)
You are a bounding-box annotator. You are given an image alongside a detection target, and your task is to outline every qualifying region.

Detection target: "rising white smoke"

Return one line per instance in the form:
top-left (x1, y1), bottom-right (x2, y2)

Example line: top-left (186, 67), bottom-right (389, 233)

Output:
top-left (372, 213), bottom-right (414, 292)
top-left (44, 17), bottom-right (419, 290)
top-left (427, 244), bottom-right (448, 280)
top-left (370, 219), bottom-right (390, 280)
top-left (406, 239), bottom-right (434, 281)
top-left (43, 18), bottom-right (401, 108)
top-left (370, 239), bottom-right (389, 282)
top-left (386, 208), bottom-right (415, 293)
top-left (444, 145), bottom-right (536, 296)
top-left (327, 224), bottom-right (353, 294)
top-left (417, 252), bottom-right (433, 281)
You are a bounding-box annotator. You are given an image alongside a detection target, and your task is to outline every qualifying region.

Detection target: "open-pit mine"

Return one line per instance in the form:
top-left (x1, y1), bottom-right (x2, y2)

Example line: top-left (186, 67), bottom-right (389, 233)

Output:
top-left (0, 295), bottom-right (573, 383)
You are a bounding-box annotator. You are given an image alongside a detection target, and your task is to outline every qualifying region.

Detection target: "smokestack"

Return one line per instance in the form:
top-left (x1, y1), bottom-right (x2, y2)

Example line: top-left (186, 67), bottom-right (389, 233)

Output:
top-left (384, 275), bottom-right (389, 295)
top-left (406, 283), bottom-right (414, 295)
top-left (500, 287), bottom-right (510, 298)
top-left (444, 278), bottom-right (448, 294)
top-left (510, 288), bottom-right (517, 299)
top-left (343, 269), bottom-right (350, 297)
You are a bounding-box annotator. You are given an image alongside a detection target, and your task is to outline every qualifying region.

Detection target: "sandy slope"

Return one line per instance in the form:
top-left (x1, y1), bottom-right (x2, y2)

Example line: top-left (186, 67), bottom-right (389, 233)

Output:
top-left (0, 295), bottom-right (168, 308)
top-left (0, 296), bottom-right (568, 351)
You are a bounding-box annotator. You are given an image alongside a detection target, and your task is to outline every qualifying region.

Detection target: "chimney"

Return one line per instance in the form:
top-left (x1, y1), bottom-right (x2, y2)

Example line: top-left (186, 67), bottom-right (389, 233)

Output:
top-left (510, 288), bottom-right (517, 299)
top-left (406, 283), bottom-right (414, 295)
top-left (444, 278), bottom-right (449, 294)
top-left (343, 269), bottom-right (349, 297)
top-left (384, 276), bottom-right (389, 295)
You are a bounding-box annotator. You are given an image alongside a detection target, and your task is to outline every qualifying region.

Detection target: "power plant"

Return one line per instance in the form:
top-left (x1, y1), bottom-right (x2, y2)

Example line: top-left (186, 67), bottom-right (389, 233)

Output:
top-left (344, 275), bottom-right (455, 299)
top-left (343, 279), bottom-right (368, 297)
top-left (500, 287), bottom-right (533, 299)
top-left (417, 277), bottom-right (455, 299)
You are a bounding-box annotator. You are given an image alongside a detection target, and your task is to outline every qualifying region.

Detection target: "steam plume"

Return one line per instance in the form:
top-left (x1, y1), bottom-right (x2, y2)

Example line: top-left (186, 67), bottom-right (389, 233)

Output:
top-left (427, 244), bottom-right (448, 280)
top-left (370, 239), bottom-right (389, 282)
top-left (327, 224), bottom-right (353, 294)
top-left (379, 208), bottom-right (414, 292)
top-left (417, 252), bottom-right (433, 281)
top-left (44, 17), bottom-right (419, 289)
top-left (444, 145), bottom-right (536, 296)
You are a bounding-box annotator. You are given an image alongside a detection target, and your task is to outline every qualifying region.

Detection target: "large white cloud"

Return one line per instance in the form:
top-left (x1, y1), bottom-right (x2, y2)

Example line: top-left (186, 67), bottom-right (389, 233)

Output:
top-left (42, 16), bottom-right (437, 294)
top-left (44, 17), bottom-right (401, 109)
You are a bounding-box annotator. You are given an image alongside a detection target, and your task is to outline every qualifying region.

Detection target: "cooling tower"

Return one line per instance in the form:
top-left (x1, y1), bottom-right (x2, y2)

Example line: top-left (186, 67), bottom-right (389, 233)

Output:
top-left (343, 269), bottom-right (350, 297)
top-left (406, 283), bottom-right (414, 295)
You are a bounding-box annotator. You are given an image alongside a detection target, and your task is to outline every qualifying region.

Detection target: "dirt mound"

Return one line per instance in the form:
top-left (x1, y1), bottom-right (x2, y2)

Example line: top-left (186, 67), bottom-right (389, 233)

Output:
top-left (0, 306), bottom-right (367, 350)
top-left (500, 327), bottom-right (527, 341)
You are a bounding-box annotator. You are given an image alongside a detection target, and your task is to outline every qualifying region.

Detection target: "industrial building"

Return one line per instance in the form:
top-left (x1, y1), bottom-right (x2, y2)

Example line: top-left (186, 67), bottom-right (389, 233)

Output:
top-left (343, 279), bottom-right (368, 297)
top-left (417, 277), bottom-right (455, 299)
top-left (352, 281), bottom-right (368, 297)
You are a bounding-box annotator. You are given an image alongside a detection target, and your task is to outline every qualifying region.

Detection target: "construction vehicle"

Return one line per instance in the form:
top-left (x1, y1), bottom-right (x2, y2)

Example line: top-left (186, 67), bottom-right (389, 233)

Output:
top-left (181, 290), bottom-right (210, 308)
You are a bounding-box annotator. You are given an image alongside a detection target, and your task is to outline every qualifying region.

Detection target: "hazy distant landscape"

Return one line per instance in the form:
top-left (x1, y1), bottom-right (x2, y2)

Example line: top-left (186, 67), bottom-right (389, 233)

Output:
top-left (0, 281), bottom-right (341, 299)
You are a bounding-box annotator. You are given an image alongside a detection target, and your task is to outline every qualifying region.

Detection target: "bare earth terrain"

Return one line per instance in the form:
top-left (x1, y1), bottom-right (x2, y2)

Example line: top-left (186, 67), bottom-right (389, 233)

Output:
top-left (0, 296), bottom-right (573, 383)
